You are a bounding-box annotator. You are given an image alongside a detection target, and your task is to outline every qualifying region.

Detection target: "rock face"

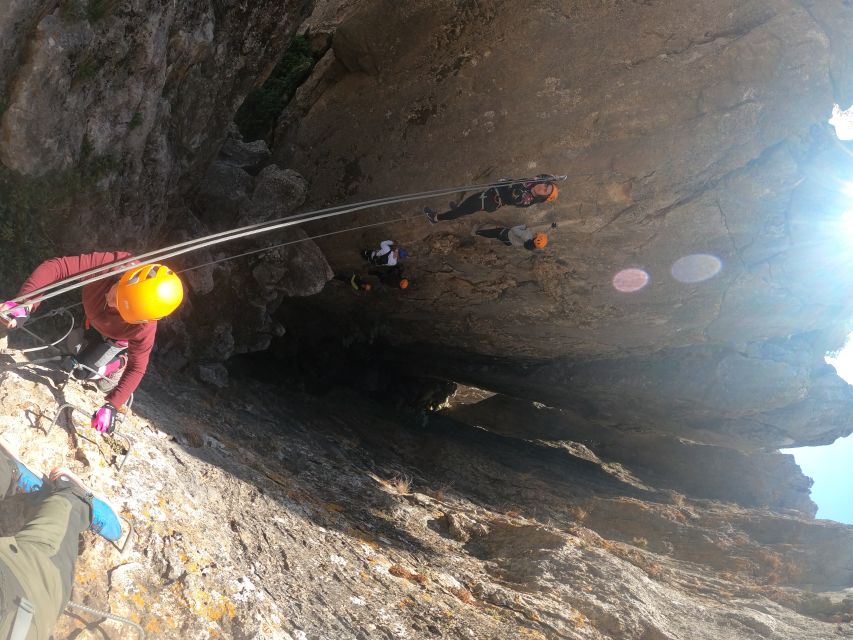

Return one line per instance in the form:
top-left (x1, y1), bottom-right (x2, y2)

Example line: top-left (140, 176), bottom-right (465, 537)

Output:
top-left (1, 0), bottom-right (853, 636)
top-left (447, 393), bottom-right (816, 514)
top-left (0, 0), bottom-right (312, 250)
top-left (0, 358), bottom-right (852, 639)
top-left (173, 135), bottom-right (332, 382)
top-left (275, 0), bottom-right (853, 450)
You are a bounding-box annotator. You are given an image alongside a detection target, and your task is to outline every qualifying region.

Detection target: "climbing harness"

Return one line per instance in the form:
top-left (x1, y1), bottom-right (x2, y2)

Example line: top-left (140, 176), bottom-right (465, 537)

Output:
top-left (0, 175), bottom-right (568, 316)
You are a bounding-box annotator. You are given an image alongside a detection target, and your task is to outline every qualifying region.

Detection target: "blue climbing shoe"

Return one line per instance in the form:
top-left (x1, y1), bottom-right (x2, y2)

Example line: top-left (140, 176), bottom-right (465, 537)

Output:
top-left (423, 207), bottom-right (438, 224)
top-left (49, 468), bottom-right (123, 542)
top-left (0, 439), bottom-right (44, 495)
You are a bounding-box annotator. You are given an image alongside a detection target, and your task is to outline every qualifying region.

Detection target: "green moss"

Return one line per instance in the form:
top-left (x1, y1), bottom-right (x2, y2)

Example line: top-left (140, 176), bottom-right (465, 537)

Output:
top-left (128, 111), bottom-right (143, 130)
top-left (234, 36), bottom-right (316, 142)
top-left (73, 54), bottom-right (100, 84)
top-left (0, 155), bottom-right (118, 284)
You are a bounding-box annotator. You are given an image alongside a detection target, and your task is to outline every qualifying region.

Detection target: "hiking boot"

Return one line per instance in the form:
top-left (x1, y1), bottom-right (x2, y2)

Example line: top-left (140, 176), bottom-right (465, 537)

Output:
top-left (0, 440), bottom-right (44, 495)
top-left (48, 468), bottom-right (122, 541)
top-left (97, 353), bottom-right (128, 393)
top-left (424, 207), bottom-right (438, 224)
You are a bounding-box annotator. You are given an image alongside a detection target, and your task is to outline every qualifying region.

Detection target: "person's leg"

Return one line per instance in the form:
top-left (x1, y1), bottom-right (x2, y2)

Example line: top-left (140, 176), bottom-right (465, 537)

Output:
top-left (475, 227), bottom-right (505, 240)
top-left (13, 488), bottom-right (90, 609)
top-left (437, 192), bottom-right (485, 221)
top-left (0, 441), bottom-right (44, 497)
top-left (0, 455), bottom-right (12, 500)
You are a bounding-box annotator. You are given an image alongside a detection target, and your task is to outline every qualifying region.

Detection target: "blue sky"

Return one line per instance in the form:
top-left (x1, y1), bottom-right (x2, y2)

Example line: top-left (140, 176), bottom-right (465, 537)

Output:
top-left (781, 343), bottom-right (853, 524)
top-left (782, 434), bottom-right (853, 523)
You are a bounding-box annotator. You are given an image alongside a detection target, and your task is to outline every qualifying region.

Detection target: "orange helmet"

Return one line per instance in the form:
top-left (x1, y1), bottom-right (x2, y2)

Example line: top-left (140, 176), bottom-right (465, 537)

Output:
top-left (533, 233), bottom-right (548, 249)
top-left (116, 264), bottom-right (183, 323)
top-left (399, 278), bottom-right (410, 289)
top-left (545, 184), bottom-right (559, 203)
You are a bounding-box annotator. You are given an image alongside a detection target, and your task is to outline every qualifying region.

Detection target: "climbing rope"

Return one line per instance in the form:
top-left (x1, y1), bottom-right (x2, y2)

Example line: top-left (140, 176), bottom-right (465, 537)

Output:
top-left (1, 175), bottom-right (567, 315)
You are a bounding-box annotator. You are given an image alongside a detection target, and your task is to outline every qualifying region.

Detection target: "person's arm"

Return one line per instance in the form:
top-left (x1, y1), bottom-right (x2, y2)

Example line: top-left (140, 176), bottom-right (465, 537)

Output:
top-left (377, 241), bottom-right (394, 256)
top-left (16, 252), bottom-right (131, 309)
top-left (2, 252), bottom-right (131, 328)
top-left (106, 331), bottom-right (154, 408)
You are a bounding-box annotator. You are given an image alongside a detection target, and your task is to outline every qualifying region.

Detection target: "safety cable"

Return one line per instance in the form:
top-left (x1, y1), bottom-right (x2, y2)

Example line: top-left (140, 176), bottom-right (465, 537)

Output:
top-left (179, 214), bottom-right (418, 273)
top-left (15, 309), bottom-right (76, 353)
top-left (65, 601), bottom-right (145, 639)
top-left (0, 216), bottom-right (412, 351)
top-left (3, 174), bottom-right (566, 312)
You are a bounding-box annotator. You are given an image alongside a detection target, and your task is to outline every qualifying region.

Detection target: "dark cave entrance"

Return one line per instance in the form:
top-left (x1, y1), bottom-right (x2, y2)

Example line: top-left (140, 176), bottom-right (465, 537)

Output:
top-left (225, 330), bottom-right (458, 415)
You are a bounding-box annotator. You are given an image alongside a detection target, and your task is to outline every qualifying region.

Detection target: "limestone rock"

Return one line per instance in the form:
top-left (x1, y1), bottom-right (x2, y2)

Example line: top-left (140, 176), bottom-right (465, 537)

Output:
top-left (219, 125), bottom-right (272, 170)
top-left (239, 165), bottom-right (309, 225)
top-left (0, 357), bottom-right (850, 639)
top-left (198, 161), bottom-right (254, 226)
top-left (197, 362), bottom-right (229, 388)
top-left (0, 0), bottom-right (313, 249)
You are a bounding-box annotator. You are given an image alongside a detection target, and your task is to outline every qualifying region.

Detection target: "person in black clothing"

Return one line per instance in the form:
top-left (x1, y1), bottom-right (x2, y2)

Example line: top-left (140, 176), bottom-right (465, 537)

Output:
top-left (368, 265), bottom-right (409, 289)
top-left (424, 175), bottom-right (559, 223)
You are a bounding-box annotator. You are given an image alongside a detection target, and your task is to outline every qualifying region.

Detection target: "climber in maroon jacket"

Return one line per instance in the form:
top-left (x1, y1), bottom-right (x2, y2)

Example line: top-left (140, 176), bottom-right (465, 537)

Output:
top-left (0, 252), bottom-right (183, 433)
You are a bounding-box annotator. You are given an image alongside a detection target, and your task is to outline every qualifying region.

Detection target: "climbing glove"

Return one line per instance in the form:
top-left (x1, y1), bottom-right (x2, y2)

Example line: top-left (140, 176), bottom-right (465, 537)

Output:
top-left (0, 301), bottom-right (29, 329)
top-left (92, 403), bottom-right (117, 434)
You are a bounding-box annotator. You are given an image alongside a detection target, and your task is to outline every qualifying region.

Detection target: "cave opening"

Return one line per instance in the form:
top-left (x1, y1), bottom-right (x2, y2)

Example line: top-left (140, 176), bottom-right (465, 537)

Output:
top-left (225, 330), bottom-right (460, 416)
top-left (779, 334), bottom-right (853, 524)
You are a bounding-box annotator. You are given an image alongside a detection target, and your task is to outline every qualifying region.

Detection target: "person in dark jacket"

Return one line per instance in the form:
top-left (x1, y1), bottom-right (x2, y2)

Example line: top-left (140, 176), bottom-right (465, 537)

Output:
top-left (0, 252), bottom-right (184, 434)
top-left (0, 440), bottom-right (121, 640)
top-left (424, 175), bottom-right (558, 223)
top-left (368, 265), bottom-right (409, 289)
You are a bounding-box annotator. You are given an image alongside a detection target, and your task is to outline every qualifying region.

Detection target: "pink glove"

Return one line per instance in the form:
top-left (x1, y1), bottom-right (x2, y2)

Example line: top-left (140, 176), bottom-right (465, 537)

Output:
top-left (91, 403), bottom-right (117, 434)
top-left (0, 301), bottom-right (28, 328)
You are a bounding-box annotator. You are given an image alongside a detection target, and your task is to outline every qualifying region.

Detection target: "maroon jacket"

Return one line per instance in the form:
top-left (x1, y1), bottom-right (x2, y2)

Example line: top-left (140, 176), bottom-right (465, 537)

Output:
top-left (17, 252), bottom-right (157, 407)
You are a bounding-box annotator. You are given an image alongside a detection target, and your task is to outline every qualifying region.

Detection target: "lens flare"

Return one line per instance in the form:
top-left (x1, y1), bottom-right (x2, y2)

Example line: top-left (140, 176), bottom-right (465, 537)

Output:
top-left (612, 268), bottom-right (650, 293)
top-left (670, 254), bottom-right (722, 283)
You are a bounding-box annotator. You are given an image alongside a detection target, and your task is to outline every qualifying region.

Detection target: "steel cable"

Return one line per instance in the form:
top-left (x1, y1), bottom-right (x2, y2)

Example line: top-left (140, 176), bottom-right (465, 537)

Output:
top-left (2, 174), bottom-right (567, 313)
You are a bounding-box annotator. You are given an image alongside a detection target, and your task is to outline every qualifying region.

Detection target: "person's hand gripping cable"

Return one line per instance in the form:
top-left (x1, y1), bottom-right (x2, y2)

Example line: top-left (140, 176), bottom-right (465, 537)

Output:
top-left (91, 402), bottom-right (118, 434)
top-left (0, 301), bottom-right (30, 329)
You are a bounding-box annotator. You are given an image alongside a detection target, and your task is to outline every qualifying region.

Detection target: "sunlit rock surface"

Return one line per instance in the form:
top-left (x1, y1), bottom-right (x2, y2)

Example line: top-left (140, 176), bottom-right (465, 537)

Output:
top-left (0, 362), bottom-right (851, 639)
